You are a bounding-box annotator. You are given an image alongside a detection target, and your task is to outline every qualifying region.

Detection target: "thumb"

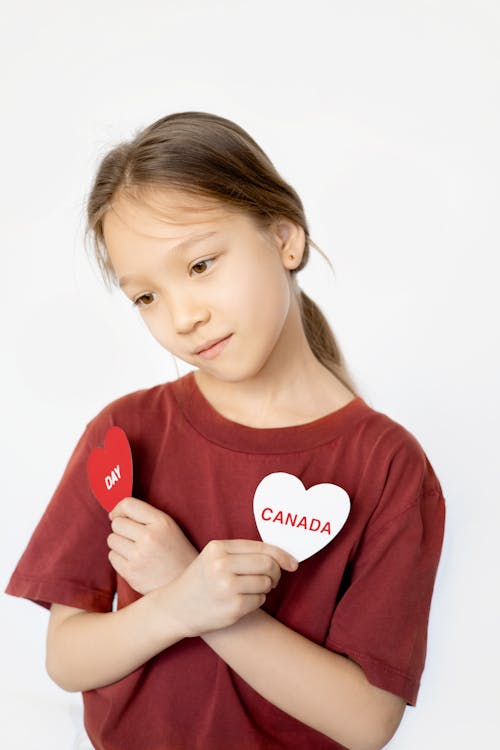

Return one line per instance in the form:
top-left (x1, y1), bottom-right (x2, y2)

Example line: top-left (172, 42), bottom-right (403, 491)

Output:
top-left (109, 495), bottom-right (145, 521)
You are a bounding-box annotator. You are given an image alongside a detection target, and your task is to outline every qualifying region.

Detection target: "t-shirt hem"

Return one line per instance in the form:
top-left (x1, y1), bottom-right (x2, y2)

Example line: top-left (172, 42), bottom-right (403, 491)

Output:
top-left (4, 573), bottom-right (113, 613)
top-left (328, 638), bottom-right (419, 707)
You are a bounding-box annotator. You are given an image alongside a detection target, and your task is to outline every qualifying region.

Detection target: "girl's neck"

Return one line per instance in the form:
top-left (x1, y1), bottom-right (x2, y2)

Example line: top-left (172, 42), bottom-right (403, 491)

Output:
top-left (193, 365), bottom-right (355, 430)
top-left (192, 290), bottom-right (356, 429)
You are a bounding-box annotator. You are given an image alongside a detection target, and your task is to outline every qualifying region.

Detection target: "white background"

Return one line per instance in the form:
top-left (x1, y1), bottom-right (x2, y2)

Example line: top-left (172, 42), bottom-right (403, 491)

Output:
top-left (1, 1), bottom-right (498, 748)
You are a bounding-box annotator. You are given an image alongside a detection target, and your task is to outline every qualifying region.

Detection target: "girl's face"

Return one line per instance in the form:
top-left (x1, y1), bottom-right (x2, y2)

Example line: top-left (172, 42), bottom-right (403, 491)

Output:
top-left (102, 188), bottom-right (304, 383)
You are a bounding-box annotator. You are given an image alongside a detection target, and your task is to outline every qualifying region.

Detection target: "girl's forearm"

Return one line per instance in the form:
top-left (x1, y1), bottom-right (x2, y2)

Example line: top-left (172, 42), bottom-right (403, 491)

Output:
top-left (201, 609), bottom-right (405, 750)
top-left (46, 584), bottom-right (187, 693)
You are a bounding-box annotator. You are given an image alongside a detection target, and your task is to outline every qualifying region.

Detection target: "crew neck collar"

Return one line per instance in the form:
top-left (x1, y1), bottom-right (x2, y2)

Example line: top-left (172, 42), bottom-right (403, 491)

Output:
top-left (171, 370), bottom-right (371, 454)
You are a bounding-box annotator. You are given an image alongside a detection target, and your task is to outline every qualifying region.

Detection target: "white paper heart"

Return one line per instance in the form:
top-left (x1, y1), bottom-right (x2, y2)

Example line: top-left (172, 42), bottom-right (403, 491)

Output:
top-left (253, 472), bottom-right (350, 562)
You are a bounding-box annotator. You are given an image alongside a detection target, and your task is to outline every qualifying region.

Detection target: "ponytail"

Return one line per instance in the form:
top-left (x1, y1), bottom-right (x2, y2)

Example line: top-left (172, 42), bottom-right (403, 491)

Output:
top-left (298, 286), bottom-right (360, 395)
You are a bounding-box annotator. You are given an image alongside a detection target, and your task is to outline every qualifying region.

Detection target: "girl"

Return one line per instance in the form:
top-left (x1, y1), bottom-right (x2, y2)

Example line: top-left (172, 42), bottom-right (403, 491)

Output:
top-left (5, 111), bottom-right (446, 750)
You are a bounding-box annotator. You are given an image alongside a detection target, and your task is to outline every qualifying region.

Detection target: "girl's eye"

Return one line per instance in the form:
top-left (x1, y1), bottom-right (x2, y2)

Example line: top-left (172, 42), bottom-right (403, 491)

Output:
top-left (131, 258), bottom-right (216, 309)
top-left (132, 292), bottom-right (156, 308)
top-left (190, 257), bottom-right (215, 275)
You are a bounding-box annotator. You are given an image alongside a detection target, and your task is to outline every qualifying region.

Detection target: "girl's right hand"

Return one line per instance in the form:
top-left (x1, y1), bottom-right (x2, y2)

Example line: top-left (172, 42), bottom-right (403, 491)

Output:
top-left (167, 539), bottom-right (299, 637)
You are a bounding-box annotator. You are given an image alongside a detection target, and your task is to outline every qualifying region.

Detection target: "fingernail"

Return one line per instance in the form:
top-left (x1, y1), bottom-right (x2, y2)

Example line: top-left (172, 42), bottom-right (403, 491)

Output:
top-left (289, 557), bottom-right (299, 569)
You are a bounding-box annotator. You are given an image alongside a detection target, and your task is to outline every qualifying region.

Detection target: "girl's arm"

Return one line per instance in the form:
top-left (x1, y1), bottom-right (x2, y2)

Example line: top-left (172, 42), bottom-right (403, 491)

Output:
top-left (46, 585), bottom-right (186, 692)
top-left (102, 500), bottom-right (404, 749)
top-left (46, 538), bottom-right (292, 693)
top-left (201, 609), bottom-right (406, 750)
top-left (102, 498), bottom-right (406, 750)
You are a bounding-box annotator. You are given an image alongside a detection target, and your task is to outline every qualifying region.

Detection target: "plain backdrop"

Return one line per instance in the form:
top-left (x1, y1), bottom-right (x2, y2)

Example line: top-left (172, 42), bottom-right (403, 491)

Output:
top-left (1, 1), bottom-right (498, 748)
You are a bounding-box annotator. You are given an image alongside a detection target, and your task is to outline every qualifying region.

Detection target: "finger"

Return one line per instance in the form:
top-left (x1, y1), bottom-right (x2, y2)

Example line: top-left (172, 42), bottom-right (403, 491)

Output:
top-left (110, 516), bottom-right (143, 542)
top-left (107, 532), bottom-right (135, 559)
top-left (234, 574), bottom-right (274, 596)
top-left (219, 539), bottom-right (299, 571)
top-left (226, 553), bottom-right (282, 588)
top-left (108, 549), bottom-right (128, 576)
top-left (109, 497), bottom-right (143, 521)
top-left (238, 592), bottom-right (267, 616)
top-left (109, 497), bottom-right (158, 524)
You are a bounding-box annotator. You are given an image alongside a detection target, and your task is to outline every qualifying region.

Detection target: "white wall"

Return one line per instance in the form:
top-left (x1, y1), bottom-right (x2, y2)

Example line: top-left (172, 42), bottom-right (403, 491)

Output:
top-left (1, 1), bottom-right (498, 748)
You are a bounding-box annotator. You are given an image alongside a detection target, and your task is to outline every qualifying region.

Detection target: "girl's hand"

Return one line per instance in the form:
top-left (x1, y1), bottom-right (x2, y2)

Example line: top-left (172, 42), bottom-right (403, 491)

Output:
top-left (107, 497), bottom-right (198, 595)
top-left (167, 539), bottom-right (299, 638)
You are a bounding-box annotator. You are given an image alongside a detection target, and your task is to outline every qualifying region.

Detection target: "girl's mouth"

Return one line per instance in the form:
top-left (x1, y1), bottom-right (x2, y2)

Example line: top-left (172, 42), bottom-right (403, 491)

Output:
top-left (197, 334), bottom-right (233, 359)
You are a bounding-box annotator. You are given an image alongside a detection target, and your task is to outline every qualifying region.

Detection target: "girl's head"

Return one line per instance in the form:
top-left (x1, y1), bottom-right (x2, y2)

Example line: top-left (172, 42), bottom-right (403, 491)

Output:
top-left (84, 111), bottom-right (359, 393)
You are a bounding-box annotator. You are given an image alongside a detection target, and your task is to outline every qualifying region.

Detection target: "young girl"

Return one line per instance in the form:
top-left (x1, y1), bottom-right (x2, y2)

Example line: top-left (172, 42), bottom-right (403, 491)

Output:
top-left (5, 111), bottom-right (446, 750)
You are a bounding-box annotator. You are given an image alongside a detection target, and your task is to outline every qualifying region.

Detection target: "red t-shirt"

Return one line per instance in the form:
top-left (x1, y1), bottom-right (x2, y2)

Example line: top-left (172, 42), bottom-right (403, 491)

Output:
top-left (5, 371), bottom-right (446, 749)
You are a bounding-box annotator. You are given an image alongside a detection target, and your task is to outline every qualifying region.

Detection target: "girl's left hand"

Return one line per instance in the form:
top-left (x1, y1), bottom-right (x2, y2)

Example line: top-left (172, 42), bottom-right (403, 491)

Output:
top-left (107, 497), bottom-right (198, 595)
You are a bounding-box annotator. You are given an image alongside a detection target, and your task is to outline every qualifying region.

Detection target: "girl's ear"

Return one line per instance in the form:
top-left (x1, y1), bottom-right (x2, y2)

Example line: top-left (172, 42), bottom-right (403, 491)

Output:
top-left (272, 219), bottom-right (305, 266)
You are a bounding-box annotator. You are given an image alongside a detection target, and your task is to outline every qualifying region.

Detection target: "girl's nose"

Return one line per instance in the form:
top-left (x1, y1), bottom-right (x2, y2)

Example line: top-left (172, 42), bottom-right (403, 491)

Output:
top-left (168, 292), bottom-right (211, 335)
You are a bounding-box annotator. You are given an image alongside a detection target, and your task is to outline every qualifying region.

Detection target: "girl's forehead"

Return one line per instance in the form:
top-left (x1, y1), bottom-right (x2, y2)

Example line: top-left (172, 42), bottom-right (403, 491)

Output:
top-left (104, 188), bottom-right (239, 242)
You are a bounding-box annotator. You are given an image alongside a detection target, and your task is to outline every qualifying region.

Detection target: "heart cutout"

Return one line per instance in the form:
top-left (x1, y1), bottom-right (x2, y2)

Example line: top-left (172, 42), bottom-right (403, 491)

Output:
top-left (86, 426), bottom-right (133, 512)
top-left (253, 472), bottom-right (350, 562)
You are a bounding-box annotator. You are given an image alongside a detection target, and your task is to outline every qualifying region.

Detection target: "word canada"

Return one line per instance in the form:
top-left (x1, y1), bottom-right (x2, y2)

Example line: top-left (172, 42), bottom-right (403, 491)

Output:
top-left (260, 506), bottom-right (332, 535)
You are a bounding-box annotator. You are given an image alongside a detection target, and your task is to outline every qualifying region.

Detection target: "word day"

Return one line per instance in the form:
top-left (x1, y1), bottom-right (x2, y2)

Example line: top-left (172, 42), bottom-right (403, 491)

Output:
top-left (260, 506), bottom-right (332, 535)
top-left (105, 464), bottom-right (122, 491)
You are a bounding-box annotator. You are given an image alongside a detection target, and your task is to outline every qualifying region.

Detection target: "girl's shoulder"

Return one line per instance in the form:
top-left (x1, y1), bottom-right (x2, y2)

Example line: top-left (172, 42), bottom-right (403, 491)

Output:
top-left (86, 377), bottom-right (182, 430)
top-left (346, 397), bottom-right (444, 502)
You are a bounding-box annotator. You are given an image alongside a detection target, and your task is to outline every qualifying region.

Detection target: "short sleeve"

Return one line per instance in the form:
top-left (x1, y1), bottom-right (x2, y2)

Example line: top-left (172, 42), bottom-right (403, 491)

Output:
top-left (4, 408), bottom-right (117, 613)
top-left (325, 440), bottom-right (446, 707)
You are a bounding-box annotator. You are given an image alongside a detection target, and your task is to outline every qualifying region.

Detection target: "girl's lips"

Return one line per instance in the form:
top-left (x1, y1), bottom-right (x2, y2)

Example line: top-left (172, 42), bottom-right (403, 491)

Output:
top-left (197, 334), bottom-right (233, 360)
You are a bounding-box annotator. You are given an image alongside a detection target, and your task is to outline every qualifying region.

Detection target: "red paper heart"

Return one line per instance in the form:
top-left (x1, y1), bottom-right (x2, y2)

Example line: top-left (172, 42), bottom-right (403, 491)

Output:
top-left (86, 426), bottom-right (133, 512)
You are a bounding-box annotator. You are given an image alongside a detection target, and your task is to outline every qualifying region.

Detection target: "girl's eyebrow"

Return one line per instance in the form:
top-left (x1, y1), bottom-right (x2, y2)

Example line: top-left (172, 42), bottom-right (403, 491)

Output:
top-left (118, 231), bottom-right (218, 289)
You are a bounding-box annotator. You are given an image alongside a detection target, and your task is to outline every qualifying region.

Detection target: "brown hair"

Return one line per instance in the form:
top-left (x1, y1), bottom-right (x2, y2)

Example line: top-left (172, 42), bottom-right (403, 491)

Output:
top-left (84, 111), bottom-right (361, 395)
